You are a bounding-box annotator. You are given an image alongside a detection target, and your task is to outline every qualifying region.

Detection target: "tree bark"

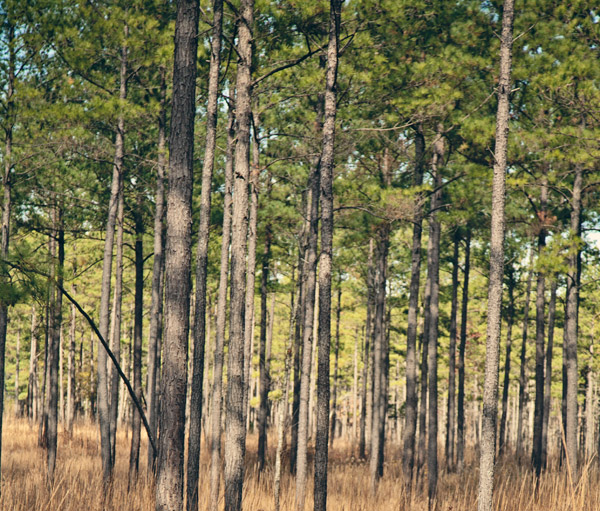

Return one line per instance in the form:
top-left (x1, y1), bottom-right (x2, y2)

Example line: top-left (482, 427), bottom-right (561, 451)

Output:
top-left (155, 0), bottom-right (199, 508)
top-left (402, 126), bottom-right (425, 486)
top-left (67, 300), bottom-right (76, 434)
top-left (457, 230), bottom-right (471, 471)
top-left (223, 0), bottom-right (254, 507)
top-left (186, 0), bottom-right (223, 505)
top-left (314, 4), bottom-right (340, 507)
top-left (28, 306), bottom-right (39, 423)
top-left (209, 103), bottom-right (235, 511)
top-left (330, 280), bottom-right (342, 447)
top-left (499, 270), bottom-right (516, 455)
top-left (446, 229), bottom-right (460, 470)
top-left (146, 68), bottom-right (167, 475)
top-left (541, 278), bottom-right (557, 468)
top-left (476, 1), bottom-right (514, 508)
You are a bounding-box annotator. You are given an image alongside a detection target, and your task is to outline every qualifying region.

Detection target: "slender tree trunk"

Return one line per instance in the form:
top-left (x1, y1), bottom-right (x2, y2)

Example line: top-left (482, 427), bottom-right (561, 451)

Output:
top-left (186, 0), bottom-right (223, 505)
top-left (427, 132), bottom-right (443, 503)
top-left (330, 281), bottom-right (342, 447)
top-left (564, 163), bottom-right (583, 480)
top-left (532, 176), bottom-right (548, 476)
top-left (15, 329), bottom-right (20, 414)
top-left (353, 327), bottom-right (359, 440)
top-left (258, 219), bottom-right (273, 470)
top-left (585, 365), bottom-right (594, 460)
top-left (359, 239), bottom-right (374, 460)
top-left (155, 0), bottom-right (199, 508)
top-left (541, 278), bottom-right (557, 468)
top-left (446, 230), bottom-right (460, 471)
top-left (0, 21), bottom-right (15, 487)
top-left (209, 103), bottom-right (235, 511)
top-left (28, 306), bottom-right (38, 423)
top-left (476, 1), bottom-right (514, 508)
top-left (147, 69), bottom-right (167, 475)
top-left (129, 196), bottom-right (144, 483)
top-left (98, 32), bottom-right (127, 483)
top-left (402, 126), bottom-right (425, 486)
top-left (59, 328), bottom-right (64, 423)
top-left (290, 246), bottom-right (304, 474)
top-left (314, 5), bottom-right (340, 507)
top-left (499, 272), bottom-right (516, 455)
top-left (223, 1), bottom-right (254, 507)
top-left (457, 230), bottom-right (471, 471)
top-left (109, 178), bottom-right (124, 464)
top-left (67, 301), bottom-right (76, 434)
top-left (517, 247), bottom-right (534, 461)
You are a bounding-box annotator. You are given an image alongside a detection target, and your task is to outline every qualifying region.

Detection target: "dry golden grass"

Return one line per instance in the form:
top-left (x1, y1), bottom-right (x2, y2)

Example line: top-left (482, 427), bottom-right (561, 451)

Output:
top-left (1, 417), bottom-right (599, 510)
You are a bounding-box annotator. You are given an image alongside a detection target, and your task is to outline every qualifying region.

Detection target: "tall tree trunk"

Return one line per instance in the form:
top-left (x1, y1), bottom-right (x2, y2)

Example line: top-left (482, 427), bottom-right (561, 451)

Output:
top-left (28, 306), bottom-right (38, 423)
top-left (457, 229), bottom-right (471, 471)
top-left (209, 103), bottom-right (235, 511)
top-left (446, 229), bottom-right (460, 470)
top-left (223, 0), bottom-right (254, 507)
top-left (532, 176), bottom-right (548, 476)
top-left (359, 239), bottom-right (374, 460)
top-left (517, 247), bottom-right (534, 461)
top-left (427, 131), bottom-right (443, 503)
top-left (47, 205), bottom-right (64, 485)
top-left (476, 1), bottom-right (514, 508)
top-left (295, 109), bottom-right (322, 511)
top-left (564, 163), bottom-right (583, 480)
top-left (0, 20), bottom-right (14, 487)
top-left (258, 219), bottom-right (273, 470)
top-left (67, 301), bottom-right (76, 434)
top-left (290, 244), bottom-right (304, 474)
top-left (402, 126), bottom-right (425, 486)
top-left (330, 281), bottom-right (342, 447)
top-left (499, 271), bottom-right (516, 455)
top-left (155, 0), bottom-right (199, 508)
top-left (353, 327), bottom-right (359, 440)
top-left (129, 195), bottom-right (144, 482)
top-left (314, 4), bottom-right (340, 507)
top-left (59, 328), bottom-right (64, 423)
top-left (97, 32), bottom-right (127, 483)
top-left (109, 178), bottom-right (124, 464)
top-left (541, 278), bottom-right (557, 468)
top-left (146, 68), bottom-right (167, 475)
top-left (186, 0), bottom-right (223, 505)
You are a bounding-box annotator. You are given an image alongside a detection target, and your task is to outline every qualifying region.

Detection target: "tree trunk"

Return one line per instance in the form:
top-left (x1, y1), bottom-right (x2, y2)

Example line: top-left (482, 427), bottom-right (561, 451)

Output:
top-left (290, 245), bottom-right (304, 474)
top-left (541, 278), bottom-right (557, 468)
top-left (402, 126), bottom-right (425, 486)
top-left (109, 177), bottom-right (124, 464)
top-left (129, 195), bottom-right (144, 483)
top-left (15, 329), bottom-right (20, 415)
top-left (209, 103), bottom-right (235, 511)
top-left (476, 1), bottom-right (514, 508)
top-left (564, 163), bottom-right (583, 480)
top-left (427, 131), bottom-right (443, 503)
top-left (223, 0), bottom-right (253, 507)
top-left (532, 176), bottom-right (548, 476)
top-left (330, 281), bottom-right (342, 447)
top-left (517, 247), bottom-right (534, 461)
top-left (186, 0), bottom-right (223, 505)
top-left (67, 300), bottom-right (76, 434)
top-left (155, 0), bottom-right (199, 508)
top-left (258, 219), bottom-right (273, 470)
top-left (353, 327), bottom-right (359, 440)
top-left (499, 271), bottom-right (516, 455)
top-left (446, 230), bottom-right (460, 470)
top-left (28, 306), bottom-right (39, 423)
top-left (359, 239), bottom-right (374, 460)
top-left (457, 230), bottom-right (471, 471)
top-left (314, 4), bottom-right (340, 507)
top-left (97, 31), bottom-right (127, 484)
top-left (146, 68), bottom-right (167, 475)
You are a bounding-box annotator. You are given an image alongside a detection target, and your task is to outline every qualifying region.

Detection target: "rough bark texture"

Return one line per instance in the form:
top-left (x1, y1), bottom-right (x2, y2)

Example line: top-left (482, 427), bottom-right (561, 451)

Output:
top-left (532, 176), bottom-right (548, 476)
top-left (499, 271), bottom-right (515, 455)
top-left (314, 4), bottom-right (340, 507)
top-left (541, 278), bottom-right (557, 468)
top-left (446, 230), bottom-right (460, 470)
top-left (402, 126), bottom-right (425, 486)
top-left (359, 239), bottom-right (374, 460)
top-left (67, 301), bottom-right (76, 434)
top-left (209, 104), bottom-right (235, 511)
top-left (476, 1), bottom-right (514, 509)
top-left (330, 282), bottom-right (342, 447)
top-left (186, 0), bottom-right (223, 506)
top-left (147, 69), bottom-right (167, 475)
top-left (564, 163), bottom-right (582, 480)
top-left (155, 0), bottom-right (199, 508)
top-left (28, 306), bottom-right (39, 423)
top-left (129, 196), bottom-right (144, 482)
top-left (223, 0), bottom-right (254, 507)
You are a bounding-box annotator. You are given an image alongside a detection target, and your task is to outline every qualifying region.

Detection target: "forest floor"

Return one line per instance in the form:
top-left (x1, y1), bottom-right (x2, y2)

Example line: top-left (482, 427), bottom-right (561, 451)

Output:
top-left (0, 417), bottom-right (598, 510)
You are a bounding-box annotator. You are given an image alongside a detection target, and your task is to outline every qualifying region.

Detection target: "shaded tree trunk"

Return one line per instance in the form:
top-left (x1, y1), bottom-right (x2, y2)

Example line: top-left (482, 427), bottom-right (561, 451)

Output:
top-left (330, 281), bottom-right (342, 447)
top-left (186, 0), bottom-right (223, 505)
top-left (541, 278), bottom-right (557, 468)
top-left (28, 306), bottom-right (39, 423)
top-left (359, 239), bottom-right (374, 460)
top-left (477, 1), bottom-right (514, 508)
top-left (499, 271), bottom-right (516, 455)
top-left (155, 0), bottom-right (199, 508)
top-left (67, 300), bottom-right (76, 434)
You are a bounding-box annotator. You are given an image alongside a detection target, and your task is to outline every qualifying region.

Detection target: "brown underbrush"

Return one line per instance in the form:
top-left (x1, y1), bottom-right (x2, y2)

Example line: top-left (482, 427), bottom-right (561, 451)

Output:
top-left (0, 418), bottom-right (598, 510)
